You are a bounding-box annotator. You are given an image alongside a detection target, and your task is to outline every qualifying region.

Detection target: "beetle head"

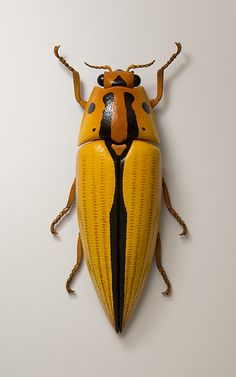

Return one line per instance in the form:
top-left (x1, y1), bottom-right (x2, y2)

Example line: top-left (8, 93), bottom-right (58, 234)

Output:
top-left (84, 60), bottom-right (155, 88)
top-left (98, 70), bottom-right (141, 88)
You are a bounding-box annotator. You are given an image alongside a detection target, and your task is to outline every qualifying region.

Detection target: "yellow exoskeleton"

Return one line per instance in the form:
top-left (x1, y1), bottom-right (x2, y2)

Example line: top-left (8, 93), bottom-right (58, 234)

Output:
top-left (51, 43), bottom-right (188, 333)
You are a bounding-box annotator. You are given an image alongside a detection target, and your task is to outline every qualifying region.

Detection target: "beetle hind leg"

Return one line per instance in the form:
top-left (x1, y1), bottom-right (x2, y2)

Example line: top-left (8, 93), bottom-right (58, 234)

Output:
top-left (50, 178), bottom-right (76, 235)
top-left (66, 234), bottom-right (83, 294)
top-left (155, 233), bottom-right (171, 296)
top-left (162, 178), bottom-right (188, 236)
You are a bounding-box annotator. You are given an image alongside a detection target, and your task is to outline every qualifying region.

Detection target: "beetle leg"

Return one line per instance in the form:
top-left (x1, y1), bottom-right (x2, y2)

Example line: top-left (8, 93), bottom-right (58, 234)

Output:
top-left (155, 233), bottom-right (171, 296)
top-left (54, 45), bottom-right (87, 109)
top-left (150, 69), bottom-right (164, 108)
top-left (150, 42), bottom-right (182, 108)
top-left (162, 178), bottom-right (188, 236)
top-left (50, 178), bottom-right (76, 235)
top-left (72, 71), bottom-right (87, 109)
top-left (66, 234), bottom-right (83, 294)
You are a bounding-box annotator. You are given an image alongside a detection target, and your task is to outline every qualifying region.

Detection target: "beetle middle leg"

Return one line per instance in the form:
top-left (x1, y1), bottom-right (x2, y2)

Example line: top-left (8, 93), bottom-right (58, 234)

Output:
top-left (66, 234), bottom-right (83, 294)
top-left (155, 233), bottom-right (171, 296)
top-left (162, 178), bottom-right (188, 236)
top-left (50, 178), bottom-right (76, 235)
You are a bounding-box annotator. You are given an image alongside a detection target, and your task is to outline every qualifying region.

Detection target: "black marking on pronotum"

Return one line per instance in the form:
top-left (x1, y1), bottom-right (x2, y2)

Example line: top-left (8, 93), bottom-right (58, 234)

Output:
top-left (99, 92), bottom-right (114, 139)
top-left (142, 101), bottom-right (150, 114)
top-left (88, 102), bottom-right (96, 114)
top-left (106, 140), bottom-right (132, 333)
top-left (124, 92), bottom-right (139, 140)
top-left (112, 75), bottom-right (127, 87)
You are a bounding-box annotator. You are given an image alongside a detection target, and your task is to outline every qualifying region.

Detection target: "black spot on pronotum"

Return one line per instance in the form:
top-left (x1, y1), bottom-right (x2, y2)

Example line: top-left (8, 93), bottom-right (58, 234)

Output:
top-left (92, 128), bottom-right (96, 132)
top-left (142, 102), bottom-right (150, 114)
top-left (88, 102), bottom-right (96, 114)
top-left (142, 127), bottom-right (146, 131)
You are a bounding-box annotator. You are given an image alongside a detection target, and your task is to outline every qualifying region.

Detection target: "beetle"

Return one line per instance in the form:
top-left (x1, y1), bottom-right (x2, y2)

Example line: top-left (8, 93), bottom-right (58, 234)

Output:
top-left (50, 42), bottom-right (188, 333)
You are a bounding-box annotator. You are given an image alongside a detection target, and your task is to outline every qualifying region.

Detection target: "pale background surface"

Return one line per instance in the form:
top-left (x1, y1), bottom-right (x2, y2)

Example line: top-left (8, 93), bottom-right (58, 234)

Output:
top-left (0, 1), bottom-right (235, 376)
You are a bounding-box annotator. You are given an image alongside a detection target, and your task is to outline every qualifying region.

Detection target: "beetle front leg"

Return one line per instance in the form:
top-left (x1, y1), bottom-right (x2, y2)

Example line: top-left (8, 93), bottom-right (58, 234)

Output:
top-left (162, 178), bottom-right (188, 236)
top-left (66, 234), bottom-right (83, 294)
top-left (155, 233), bottom-right (171, 296)
top-left (150, 42), bottom-right (182, 108)
top-left (54, 46), bottom-right (87, 109)
top-left (50, 178), bottom-right (76, 235)
top-left (72, 71), bottom-right (87, 108)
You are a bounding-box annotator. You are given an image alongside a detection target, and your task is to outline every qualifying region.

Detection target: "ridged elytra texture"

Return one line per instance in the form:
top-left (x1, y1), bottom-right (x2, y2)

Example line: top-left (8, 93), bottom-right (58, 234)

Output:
top-left (77, 141), bottom-right (115, 327)
top-left (76, 140), bottom-right (161, 331)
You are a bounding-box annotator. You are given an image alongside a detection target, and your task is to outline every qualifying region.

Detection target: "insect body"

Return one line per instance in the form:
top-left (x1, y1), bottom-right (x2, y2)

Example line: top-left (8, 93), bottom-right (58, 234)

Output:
top-left (51, 43), bottom-right (188, 333)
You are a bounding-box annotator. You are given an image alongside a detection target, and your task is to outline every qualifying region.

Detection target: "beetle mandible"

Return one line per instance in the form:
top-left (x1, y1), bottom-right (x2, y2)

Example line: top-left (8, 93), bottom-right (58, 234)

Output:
top-left (50, 43), bottom-right (188, 333)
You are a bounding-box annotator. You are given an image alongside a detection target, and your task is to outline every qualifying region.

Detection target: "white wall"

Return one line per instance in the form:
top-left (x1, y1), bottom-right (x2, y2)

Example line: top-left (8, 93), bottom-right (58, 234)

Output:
top-left (0, 1), bottom-right (235, 376)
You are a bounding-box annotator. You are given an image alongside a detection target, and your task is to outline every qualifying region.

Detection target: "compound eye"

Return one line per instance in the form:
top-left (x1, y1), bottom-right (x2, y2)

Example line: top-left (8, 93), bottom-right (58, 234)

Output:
top-left (97, 74), bottom-right (104, 87)
top-left (134, 74), bottom-right (141, 87)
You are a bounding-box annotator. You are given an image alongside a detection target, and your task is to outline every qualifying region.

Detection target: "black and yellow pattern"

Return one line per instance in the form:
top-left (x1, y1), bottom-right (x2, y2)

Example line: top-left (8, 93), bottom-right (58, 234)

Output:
top-left (52, 44), bottom-right (185, 333)
top-left (76, 73), bottom-right (163, 332)
top-left (77, 139), bottom-right (161, 332)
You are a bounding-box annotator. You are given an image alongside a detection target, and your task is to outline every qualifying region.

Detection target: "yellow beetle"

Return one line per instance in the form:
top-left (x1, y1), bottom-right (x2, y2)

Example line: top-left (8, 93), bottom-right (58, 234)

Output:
top-left (51, 43), bottom-right (188, 333)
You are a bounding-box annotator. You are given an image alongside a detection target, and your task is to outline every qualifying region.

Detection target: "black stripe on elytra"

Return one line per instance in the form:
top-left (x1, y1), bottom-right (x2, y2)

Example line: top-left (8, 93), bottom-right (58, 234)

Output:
top-left (99, 92), bottom-right (114, 139)
top-left (112, 75), bottom-right (127, 87)
top-left (124, 92), bottom-right (139, 140)
top-left (105, 140), bottom-right (132, 333)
